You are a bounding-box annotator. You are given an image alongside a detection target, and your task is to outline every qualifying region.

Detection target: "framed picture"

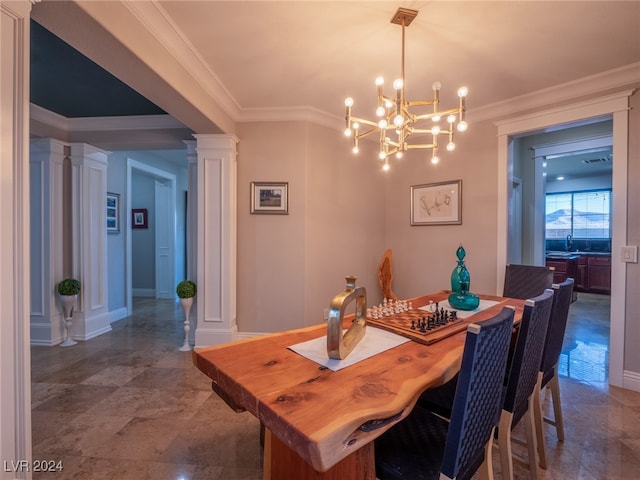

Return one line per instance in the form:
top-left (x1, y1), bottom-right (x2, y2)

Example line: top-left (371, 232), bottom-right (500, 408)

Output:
top-left (410, 180), bottom-right (462, 226)
top-left (106, 193), bottom-right (120, 234)
top-left (132, 208), bottom-right (148, 229)
top-left (250, 182), bottom-right (288, 215)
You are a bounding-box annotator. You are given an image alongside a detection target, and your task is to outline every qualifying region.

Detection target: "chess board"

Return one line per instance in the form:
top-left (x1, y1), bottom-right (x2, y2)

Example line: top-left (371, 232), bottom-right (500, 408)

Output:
top-left (367, 308), bottom-right (471, 345)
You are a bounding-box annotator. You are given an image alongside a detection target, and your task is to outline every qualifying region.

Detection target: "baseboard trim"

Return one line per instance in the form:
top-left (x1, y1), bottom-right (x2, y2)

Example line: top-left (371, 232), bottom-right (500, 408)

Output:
top-left (195, 324), bottom-right (239, 348)
top-left (30, 320), bottom-right (63, 346)
top-left (132, 288), bottom-right (156, 297)
top-left (73, 311), bottom-right (112, 341)
top-left (237, 331), bottom-right (268, 340)
top-left (109, 307), bottom-right (130, 323)
top-left (622, 370), bottom-right (640, 392)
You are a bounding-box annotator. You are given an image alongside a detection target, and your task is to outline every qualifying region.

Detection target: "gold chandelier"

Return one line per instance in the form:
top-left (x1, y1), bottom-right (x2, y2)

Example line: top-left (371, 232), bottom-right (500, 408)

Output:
top-left (343, 8), bottom-right (468, 171)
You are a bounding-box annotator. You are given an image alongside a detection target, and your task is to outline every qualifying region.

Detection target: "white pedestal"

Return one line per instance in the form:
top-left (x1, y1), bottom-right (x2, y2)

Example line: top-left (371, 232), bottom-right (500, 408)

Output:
top-left (179, 297), bottom-right (194, 351)
top-left (59, 295), bottom-right (77, 347)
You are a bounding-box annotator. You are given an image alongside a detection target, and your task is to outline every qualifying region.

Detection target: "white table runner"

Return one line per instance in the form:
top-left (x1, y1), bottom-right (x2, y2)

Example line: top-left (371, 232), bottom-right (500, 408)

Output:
top-left (418, 299), bottom-right (500, 318)
top-left (288, 326), bottom-right (409, 371)
top-left (288, 299), bottom-right (500, 371)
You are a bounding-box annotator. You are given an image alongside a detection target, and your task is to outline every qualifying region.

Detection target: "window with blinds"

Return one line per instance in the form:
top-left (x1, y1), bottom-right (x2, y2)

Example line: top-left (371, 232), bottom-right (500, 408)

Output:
top-left (545, 190), bottom-right (611, 239)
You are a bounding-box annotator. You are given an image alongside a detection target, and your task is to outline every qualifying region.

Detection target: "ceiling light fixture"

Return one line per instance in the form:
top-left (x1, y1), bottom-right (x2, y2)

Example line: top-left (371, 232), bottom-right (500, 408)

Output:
top-left (343, 7), bottom-right (469, 171)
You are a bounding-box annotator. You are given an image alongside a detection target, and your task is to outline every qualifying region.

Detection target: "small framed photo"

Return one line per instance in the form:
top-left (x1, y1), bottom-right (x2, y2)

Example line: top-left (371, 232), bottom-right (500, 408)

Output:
top-left (132, 208), bottom-right (148, 229)
top-left (250, 182), bottom-right (288, 215)
top-left (106, 193), bottom-right (120, 234)
top-left (411, 180), bottom-right (462, 226)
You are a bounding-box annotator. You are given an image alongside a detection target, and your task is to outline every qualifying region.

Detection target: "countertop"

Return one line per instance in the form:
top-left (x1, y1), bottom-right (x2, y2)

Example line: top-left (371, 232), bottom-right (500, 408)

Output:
top-left (546, 251), bottom-right (611, 260)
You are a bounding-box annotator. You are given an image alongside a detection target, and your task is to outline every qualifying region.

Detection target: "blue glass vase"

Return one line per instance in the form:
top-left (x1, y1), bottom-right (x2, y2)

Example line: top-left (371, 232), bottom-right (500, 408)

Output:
top-left (448, 245), bottom-right (480, 311)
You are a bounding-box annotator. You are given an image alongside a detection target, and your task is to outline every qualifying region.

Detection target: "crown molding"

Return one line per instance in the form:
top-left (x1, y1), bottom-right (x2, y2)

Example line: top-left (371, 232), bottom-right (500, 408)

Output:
top-left (31, 56), bottom-right (639, 136)
top-left (494, 89), bottom-right (634, 135)
top-left (122, 1), bottom-right (241, 120)
top-left (471, 62), bottom-right (640, 124)
top-left (120, 1), bottom-right (344, 132)
top-left (237, 106), bottom-right (341, 130)
top-left (30, 103), bottom-right (188, 132)
top-left (231, 62), bottom-right (640, 130)
top-left (30, 104), bottom-right (69, 130)
top-left (68, 114), bottom-right (187, 132)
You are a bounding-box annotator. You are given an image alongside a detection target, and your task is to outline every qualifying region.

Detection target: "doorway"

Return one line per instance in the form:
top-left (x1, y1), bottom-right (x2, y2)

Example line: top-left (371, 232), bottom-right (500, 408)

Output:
top-left (513, 122), bottom-right (613, 384)
top-left (127, 159), bottom-right (179, 313)
top-left (496, 91), bottom-right (631, 388)
top-left (513, 119), bottom-right (613, 265)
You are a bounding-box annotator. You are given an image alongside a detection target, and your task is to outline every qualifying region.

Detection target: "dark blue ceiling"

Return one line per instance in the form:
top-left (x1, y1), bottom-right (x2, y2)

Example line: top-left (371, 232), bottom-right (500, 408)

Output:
top-left (30, 20), bottom-right (165, 118)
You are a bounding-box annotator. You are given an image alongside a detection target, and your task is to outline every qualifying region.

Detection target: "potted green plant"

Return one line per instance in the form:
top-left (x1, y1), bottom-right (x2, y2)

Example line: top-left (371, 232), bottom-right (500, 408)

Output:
top-left (57, 277), bottom-right (81, 296)
top-left (176, 280), bottom-right (196, 351)
top-left (176, 280), bottom-right (197, 299)
top-left (57, 277), bottom-right (80, 347)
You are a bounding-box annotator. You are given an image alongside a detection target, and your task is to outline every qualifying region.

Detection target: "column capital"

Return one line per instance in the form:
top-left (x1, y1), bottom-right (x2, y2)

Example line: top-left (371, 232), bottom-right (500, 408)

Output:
top-left (193, 133), bottom-right (239, 153)
top-left (29, 137), bottom-right (67, 155)
top-left (184, 139), bottom-right (197, 164)
top-left (68, 143), bottom-right (110, 166)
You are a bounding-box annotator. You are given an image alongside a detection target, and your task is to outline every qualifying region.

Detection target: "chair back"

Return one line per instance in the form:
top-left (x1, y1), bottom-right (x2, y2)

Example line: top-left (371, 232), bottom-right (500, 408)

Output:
top-left (503, 289), bottom-right (554, 426)
top-left (503, 264), bottom-right (554, 300)
top-left (440, 307), bottom-right (515, 480)
top-left (540, 278), bottom-right (574, 383)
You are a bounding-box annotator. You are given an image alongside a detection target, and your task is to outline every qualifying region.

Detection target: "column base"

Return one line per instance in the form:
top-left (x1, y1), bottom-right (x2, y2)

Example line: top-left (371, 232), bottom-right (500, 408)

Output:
top-left (195, 324), bottom-right (239, 347)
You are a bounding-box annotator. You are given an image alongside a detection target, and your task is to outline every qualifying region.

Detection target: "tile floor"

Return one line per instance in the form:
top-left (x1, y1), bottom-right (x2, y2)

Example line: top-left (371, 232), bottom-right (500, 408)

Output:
top-left (30, 293), bottom-right (640, 479)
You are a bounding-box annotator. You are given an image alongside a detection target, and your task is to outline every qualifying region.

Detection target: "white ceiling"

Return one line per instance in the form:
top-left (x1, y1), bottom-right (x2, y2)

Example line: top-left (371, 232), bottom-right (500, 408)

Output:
top-left (544, 146), bottom-right (613, 180)
top-left (156, 0), bottom-right (640, 119)
top-left (30, 1), bottom-right (640, 172)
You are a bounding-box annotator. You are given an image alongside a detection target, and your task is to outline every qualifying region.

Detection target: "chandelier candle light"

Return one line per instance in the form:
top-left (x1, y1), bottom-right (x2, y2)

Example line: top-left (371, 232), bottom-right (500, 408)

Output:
top-left (343, 7), bottom-right (468, 171)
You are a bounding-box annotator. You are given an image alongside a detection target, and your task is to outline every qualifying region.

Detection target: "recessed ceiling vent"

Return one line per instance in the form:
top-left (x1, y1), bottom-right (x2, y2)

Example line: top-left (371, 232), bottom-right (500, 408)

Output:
top-left (582, 157), bottom-right (611, 165)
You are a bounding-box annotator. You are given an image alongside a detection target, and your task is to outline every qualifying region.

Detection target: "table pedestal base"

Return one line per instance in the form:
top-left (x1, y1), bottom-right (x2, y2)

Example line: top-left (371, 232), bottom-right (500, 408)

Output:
top-left (263, 428), bottom-right (376, 480)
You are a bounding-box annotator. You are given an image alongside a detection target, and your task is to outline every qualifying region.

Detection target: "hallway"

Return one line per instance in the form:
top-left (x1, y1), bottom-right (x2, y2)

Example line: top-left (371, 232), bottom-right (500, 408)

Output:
top-left (31, 298), bottom-right (262, 479)
top-left (30, 294), bottom-right (640, 479)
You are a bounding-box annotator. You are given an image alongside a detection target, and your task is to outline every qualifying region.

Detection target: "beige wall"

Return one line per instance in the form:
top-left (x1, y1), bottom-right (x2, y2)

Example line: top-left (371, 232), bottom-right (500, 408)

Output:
top-left (304, 124), bottom-right (386, 324)
top-left (236, 122), bottom-right (385, 333)
top-left (384, 119), bottom-right (501, 298)
top-left (236, 122), bottom-right (307, 333)
top-left (234, 116), bottom-right (506, 333)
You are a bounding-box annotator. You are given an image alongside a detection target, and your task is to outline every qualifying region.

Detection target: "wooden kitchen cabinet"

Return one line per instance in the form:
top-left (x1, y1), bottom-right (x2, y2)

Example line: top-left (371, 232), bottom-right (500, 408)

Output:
top-left (545, 257), bottom-right (579, 284)
top-left (548, 254), bottom-right (611, 294)
top-left (587, 255), bottom-right (611, 293)
top-left (576, 255), bottom-right (587, 290)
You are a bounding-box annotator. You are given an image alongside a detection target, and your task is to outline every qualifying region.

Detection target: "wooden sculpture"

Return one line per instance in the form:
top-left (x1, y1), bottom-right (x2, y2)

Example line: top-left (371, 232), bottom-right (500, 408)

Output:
top-left (378, 249), bottom-right (397, 301)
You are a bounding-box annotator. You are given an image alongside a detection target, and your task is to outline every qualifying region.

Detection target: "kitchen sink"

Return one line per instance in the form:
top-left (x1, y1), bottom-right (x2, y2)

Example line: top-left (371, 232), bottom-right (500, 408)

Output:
top-left (545, 251), bottom-right (578, 258)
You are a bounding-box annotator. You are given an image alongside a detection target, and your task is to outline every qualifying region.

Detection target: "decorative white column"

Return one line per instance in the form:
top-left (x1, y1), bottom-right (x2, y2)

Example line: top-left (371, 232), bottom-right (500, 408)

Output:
top-left (193, 134), bottom-right (239, 346)
top-left (185, 140), bottom-right (198, 345)
top-left (29, 138), bottom-right (67, 345)
top-left (68, 143), bottom-right (112, 340)
top-left (1, 0), bottom-right (33, 472)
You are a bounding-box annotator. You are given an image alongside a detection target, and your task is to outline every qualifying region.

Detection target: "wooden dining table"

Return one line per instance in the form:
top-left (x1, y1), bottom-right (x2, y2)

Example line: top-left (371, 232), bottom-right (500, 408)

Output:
top-left (193, 291), bottom-right (525, 480)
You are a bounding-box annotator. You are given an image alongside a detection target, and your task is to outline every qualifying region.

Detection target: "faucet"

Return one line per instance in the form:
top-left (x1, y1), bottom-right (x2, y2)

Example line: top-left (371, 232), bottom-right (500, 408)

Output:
top-left (565, 234), bottom-right (573, 251)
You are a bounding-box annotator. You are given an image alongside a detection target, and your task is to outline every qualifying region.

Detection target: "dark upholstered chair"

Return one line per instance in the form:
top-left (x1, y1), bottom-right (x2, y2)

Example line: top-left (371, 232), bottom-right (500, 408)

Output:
top-left (374, 307), bottom-right (515, 480)
top-left (533, 278), bottom-right (574, 469)
top-left (503, 264), bottom-right (554, 300)
top-left (498, 289), bottom-right (554, 480)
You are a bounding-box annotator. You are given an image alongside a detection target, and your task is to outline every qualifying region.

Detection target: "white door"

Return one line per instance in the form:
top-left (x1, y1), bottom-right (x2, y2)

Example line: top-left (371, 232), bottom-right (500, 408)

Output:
top-left (508, 177), bottom-right (522, 264)
top-left (155, 180), bottom-right (174, 299)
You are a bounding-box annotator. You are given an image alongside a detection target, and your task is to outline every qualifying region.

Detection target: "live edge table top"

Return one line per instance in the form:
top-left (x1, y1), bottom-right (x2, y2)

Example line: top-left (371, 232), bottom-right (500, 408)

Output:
top-left (192, 291), bottom-right (524, 473)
